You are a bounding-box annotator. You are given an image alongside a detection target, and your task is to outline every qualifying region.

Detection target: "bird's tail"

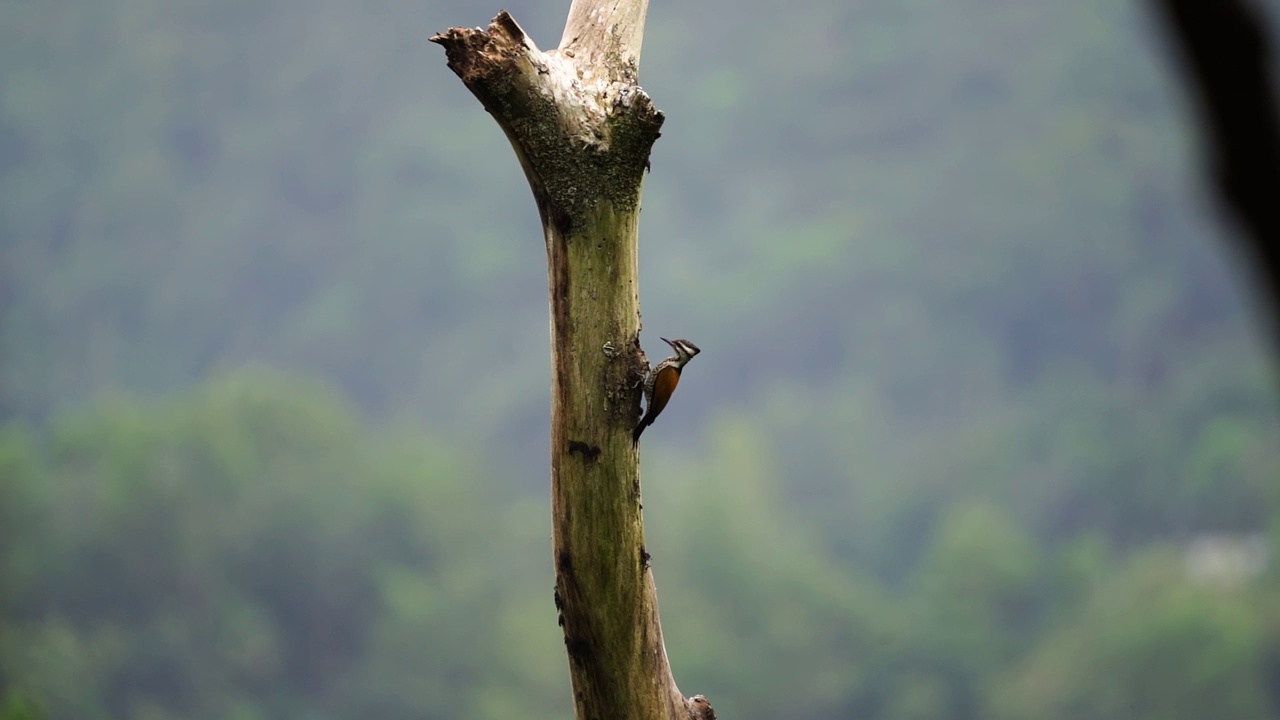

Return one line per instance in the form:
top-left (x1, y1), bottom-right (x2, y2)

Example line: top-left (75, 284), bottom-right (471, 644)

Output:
top-left (632, 420), bottom-right (649, 443)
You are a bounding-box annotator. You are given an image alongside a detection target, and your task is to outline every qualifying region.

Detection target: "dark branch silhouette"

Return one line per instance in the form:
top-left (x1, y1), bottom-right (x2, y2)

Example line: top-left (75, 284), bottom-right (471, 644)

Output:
top-left (1149, 0), bottom-right (1280, 344)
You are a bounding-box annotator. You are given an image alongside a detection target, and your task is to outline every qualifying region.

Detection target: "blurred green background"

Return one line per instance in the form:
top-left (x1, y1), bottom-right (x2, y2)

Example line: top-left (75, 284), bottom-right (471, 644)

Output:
top-left (3, 0), bottom-right (1280, 718)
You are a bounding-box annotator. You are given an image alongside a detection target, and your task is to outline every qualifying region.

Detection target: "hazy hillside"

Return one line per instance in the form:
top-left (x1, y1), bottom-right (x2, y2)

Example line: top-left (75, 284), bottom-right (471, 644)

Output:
top-left (2, 1), bottom-right (1279, 718)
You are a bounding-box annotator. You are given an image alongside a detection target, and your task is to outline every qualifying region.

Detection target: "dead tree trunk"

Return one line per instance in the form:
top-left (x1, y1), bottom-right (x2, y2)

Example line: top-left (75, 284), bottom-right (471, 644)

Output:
top-left (431, 4), bottom-right (715, 719)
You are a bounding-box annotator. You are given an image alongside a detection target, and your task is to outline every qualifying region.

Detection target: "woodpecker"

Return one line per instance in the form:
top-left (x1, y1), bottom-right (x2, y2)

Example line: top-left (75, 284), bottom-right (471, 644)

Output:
top-left (633, 337), bottom-right (701, 443)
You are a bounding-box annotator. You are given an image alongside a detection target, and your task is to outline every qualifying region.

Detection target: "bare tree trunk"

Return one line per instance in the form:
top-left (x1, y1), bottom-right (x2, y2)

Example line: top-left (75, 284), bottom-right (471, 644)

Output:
top-left (431, 4), bottom-right (716, 719)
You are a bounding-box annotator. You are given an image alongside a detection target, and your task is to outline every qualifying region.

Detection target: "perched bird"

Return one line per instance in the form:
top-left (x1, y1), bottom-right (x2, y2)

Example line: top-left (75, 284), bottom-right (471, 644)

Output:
top-left (633, 337), bottom-right (701, 443)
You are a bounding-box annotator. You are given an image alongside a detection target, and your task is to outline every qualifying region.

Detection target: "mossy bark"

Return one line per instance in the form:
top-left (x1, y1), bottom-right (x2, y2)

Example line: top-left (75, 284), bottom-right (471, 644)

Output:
top-left (431, 4), bottom-right (716, 719)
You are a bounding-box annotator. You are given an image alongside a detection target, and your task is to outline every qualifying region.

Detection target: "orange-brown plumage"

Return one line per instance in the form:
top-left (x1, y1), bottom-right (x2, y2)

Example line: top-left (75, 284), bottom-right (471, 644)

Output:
top-left (646, 365), bottom-right (680, 420)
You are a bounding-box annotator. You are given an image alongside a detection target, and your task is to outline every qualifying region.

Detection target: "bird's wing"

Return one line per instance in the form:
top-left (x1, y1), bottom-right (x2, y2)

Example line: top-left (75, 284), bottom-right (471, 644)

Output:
top-left (645, 365), bottom-right (681, 421)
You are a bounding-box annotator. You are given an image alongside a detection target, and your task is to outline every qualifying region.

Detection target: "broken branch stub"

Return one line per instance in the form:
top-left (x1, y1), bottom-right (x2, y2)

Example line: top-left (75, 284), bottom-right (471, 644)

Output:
top-left (430, 11), bottom-right (663, 236)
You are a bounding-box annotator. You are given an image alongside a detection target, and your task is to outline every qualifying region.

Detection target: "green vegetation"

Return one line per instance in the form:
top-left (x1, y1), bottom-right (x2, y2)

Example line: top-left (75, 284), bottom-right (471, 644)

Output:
top-left (3, 0), bottom-right (1279, 718)
top-left (3, 374), bottom-right (1276, 719)
top-left (1, 373), bottom-right (564, 719)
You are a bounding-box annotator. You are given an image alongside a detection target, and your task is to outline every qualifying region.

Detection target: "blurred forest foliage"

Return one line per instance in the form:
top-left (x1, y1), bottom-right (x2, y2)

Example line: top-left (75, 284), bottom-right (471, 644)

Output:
top-left (2, 0), bottom-right (1280, 719)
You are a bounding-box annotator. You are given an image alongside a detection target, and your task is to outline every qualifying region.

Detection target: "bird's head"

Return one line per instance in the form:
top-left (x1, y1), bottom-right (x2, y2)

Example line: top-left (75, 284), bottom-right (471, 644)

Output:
top-left (661, 337), bottom-right (701, 366)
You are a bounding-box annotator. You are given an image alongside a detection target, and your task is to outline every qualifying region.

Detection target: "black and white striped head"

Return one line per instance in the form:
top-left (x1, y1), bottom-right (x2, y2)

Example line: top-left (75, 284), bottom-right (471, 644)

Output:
top-left (661, 337), bottom-right (701, 367)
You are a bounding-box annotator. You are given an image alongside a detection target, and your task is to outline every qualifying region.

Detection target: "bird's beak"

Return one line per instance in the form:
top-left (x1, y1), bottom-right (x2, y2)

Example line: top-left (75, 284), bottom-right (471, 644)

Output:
top-left (661, 337), bottom-right (675, 348)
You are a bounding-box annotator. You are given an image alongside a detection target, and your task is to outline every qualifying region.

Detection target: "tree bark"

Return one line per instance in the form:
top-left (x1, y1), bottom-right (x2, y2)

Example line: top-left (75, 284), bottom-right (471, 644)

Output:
top-left (431, 4), bottom-right (716, 720)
